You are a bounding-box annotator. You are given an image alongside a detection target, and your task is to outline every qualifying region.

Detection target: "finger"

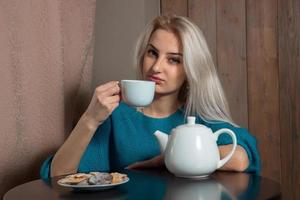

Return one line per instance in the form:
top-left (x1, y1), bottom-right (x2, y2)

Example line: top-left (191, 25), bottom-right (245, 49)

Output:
top-left (127, 159), bottom-right (154, 169)
top-left (96, 81), bottom-right (119, 93)
top-left (102, 94), bottom-right (120, 104)
top-left (102, 84), bottom-right (120, 97)
top-left (126, 156), bottom-right (164, 169)
top-left (150, 156), bottom-right (164, 167)
top-left (97, 86), bottom-right (120, 103)
top-left (108, 102), bottom-right (120, 114)
top-left (126, 161), bottom-right (149, 169)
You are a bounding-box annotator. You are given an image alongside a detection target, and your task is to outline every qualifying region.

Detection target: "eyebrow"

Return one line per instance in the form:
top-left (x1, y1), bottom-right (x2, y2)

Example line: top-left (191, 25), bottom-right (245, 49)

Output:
top-left (148, 44), bottom-right (183, 56)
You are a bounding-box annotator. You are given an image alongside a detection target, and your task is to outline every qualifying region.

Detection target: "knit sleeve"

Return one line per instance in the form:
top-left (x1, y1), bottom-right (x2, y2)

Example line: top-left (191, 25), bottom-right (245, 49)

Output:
top-left (40, 155), bottom-right (54, 180)
top-left (202, 120), bottom-right (261, 174)
top-left (78, 116), bottom-right (112, 173)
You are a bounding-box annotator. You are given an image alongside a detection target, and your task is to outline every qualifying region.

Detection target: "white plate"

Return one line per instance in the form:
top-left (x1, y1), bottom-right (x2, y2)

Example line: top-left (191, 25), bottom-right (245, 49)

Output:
top-left (57, 177), bottom-right (129, 191)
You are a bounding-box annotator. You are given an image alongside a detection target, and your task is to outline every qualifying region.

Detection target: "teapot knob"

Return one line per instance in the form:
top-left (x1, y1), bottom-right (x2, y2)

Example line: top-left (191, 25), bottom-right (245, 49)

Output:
top-left (187, 116), bottom-right (196, 125)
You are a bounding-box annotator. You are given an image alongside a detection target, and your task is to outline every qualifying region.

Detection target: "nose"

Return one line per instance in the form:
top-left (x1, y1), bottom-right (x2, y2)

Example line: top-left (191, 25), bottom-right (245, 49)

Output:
top-left (151, 57), bottom-right (164, 72)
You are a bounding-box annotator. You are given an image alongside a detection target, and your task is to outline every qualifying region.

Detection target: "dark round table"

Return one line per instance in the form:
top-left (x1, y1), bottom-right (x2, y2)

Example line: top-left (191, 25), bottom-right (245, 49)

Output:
top-left (3, 169), bottom-right (281, 200)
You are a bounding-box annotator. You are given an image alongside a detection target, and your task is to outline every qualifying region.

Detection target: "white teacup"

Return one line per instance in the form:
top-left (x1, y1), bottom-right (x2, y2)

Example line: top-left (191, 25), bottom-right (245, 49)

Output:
top-left (120, 80), bottom-right (155, 107)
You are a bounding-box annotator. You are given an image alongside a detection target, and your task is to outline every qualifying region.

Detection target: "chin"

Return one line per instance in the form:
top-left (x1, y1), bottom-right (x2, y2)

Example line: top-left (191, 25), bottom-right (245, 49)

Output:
top-left (155, 90), bottom-right (173, 96)
top-left (154, 85), bottom-right (165, 93)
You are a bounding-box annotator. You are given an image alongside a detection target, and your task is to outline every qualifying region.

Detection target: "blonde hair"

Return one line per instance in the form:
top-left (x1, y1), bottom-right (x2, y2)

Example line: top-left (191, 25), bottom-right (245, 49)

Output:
top-left (133, 15), bottom-right (236, 126)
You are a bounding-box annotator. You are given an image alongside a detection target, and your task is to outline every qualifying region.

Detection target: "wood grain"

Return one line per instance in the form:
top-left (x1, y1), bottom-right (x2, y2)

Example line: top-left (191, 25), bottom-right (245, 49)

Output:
top-left (161, 0), bottom-right (188, 16)
top-left (216, 0), bottom-right (248, 128)
top-left (278, 0), bottom-right (300, 199)
top-left (189, 0), bottom-right (217, 65)
top-left (161, 0), bottom-right (300, 198)
top-left (246, 0), bottom-right (280, 182)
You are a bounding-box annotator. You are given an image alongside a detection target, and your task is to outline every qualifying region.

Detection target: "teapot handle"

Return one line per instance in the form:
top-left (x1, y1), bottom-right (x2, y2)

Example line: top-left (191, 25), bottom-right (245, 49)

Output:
top-left (213, 128), bottom-right (237, 169)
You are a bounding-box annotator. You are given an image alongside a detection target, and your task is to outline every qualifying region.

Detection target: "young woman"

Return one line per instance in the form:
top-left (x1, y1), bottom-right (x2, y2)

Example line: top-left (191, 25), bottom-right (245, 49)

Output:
top-left (40, 16), bottom-right (260, 179)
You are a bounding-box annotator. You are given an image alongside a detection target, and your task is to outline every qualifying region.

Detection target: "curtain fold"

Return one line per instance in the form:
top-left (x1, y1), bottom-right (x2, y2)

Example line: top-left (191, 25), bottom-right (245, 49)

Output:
top-left (0, 0), bottom-right (96, 197)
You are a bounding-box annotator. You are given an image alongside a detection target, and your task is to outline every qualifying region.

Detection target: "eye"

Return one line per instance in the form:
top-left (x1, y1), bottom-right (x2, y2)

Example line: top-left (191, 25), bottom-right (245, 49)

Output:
top-left (168, 57), bottom-right (181, 65)
top-left (147, 49), bottom-right (158, 58)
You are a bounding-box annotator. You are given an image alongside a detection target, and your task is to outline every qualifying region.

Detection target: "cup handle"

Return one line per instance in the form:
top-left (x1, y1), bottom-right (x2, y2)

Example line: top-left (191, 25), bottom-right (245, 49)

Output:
top-left (213, 128), bottom-right (237, 169)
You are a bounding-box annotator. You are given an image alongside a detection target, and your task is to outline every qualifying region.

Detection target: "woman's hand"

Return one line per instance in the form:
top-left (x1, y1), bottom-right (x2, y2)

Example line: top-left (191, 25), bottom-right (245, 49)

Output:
top-left (126, 155), bottom-right (164, 169)
top-left (83, 81), bottom-right (120, 127)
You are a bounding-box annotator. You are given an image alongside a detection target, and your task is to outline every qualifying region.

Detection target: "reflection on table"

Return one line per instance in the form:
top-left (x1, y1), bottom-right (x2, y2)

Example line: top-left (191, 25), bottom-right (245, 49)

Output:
top-left (4, 169), bottom-right (281, 200)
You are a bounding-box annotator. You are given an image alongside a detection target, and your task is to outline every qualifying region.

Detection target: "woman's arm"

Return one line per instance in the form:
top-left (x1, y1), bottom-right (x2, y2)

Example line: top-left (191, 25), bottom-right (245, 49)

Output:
top-left (50, 114), bottom-right (99, 177)
top-left (126, 145), bottom-right (249, 171)
top-left (202, 119), bottom-right (260, 173)
top-left (218, 144), bottom-right (249, 172)
top-left (50, 81), bottom-right (120, 177)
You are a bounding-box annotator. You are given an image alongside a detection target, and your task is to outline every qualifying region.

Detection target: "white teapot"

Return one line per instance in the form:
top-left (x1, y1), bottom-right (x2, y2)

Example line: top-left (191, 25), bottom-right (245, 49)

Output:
top-left (154, 116), bottom-right (237, 178)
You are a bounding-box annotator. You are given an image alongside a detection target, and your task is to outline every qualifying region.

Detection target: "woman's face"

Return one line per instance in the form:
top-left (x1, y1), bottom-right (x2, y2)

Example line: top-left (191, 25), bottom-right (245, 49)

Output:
top-left (142, 29), bottom-right (186, 98)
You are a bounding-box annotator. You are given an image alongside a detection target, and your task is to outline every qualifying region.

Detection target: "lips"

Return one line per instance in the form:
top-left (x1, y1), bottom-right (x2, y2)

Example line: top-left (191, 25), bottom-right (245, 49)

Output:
top-left (147, 75), bottom-right (164, 84)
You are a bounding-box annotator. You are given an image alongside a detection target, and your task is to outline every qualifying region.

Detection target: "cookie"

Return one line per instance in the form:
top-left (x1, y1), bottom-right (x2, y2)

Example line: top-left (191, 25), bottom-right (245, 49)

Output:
top-left (59, 173), bottom-right (92, 185)
top-left (110, 172), bottom-right (128, 184)
top-left (88, 172), bottom-right (112, 185)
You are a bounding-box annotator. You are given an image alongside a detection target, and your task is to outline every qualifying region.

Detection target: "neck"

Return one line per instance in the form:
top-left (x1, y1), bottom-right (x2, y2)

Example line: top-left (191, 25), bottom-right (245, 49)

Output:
top-left (141, 93), bottom-right (182, 118)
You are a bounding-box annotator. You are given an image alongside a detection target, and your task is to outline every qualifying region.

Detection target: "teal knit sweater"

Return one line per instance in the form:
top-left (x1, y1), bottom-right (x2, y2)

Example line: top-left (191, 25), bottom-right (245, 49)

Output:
top-left (40, 102), bottom-right (261, 179)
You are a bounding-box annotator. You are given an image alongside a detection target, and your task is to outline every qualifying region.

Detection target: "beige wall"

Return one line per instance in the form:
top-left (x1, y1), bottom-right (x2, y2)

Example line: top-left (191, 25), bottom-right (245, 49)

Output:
top-left (92, 0), bottom-right (160, 88)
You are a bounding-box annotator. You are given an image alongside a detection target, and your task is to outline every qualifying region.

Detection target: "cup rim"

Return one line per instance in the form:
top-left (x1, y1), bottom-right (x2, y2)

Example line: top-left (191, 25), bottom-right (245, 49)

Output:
top-left (120, 80), bottom-right (155, 84)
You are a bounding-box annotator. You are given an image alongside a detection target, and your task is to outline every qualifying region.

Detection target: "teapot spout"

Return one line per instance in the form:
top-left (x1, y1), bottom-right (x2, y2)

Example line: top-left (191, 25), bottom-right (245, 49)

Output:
top-left (154, 130), bottom-right (169, 153)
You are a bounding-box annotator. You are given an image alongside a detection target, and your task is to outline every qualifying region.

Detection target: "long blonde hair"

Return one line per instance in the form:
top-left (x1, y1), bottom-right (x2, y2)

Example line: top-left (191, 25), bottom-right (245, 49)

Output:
top-left (133, 15), bottom-right (236, 126)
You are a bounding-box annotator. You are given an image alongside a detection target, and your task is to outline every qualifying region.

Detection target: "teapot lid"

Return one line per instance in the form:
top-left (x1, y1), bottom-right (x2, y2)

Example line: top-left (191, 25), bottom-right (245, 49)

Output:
top-left (187, 116), bottom-right (196, 125)
top-left (172, 116), bottom-right (212, 137)
top-left (176, 116), bottom-right (209, 130)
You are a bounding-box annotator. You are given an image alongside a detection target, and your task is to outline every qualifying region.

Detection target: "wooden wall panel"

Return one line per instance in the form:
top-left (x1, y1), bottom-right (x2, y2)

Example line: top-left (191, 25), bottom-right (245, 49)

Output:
top-left (216, 0), bottom-right (248, 128)
top-left (161, 0), bottom-right (188, 17)
top-left (278, 0), bottom-right (300, 199)
top-left (162, 0), bottom-right (300, 198)
top-left (246, 0), bottom-right (280, 182)
top-left (189, 0), bottom-right (217, 64)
